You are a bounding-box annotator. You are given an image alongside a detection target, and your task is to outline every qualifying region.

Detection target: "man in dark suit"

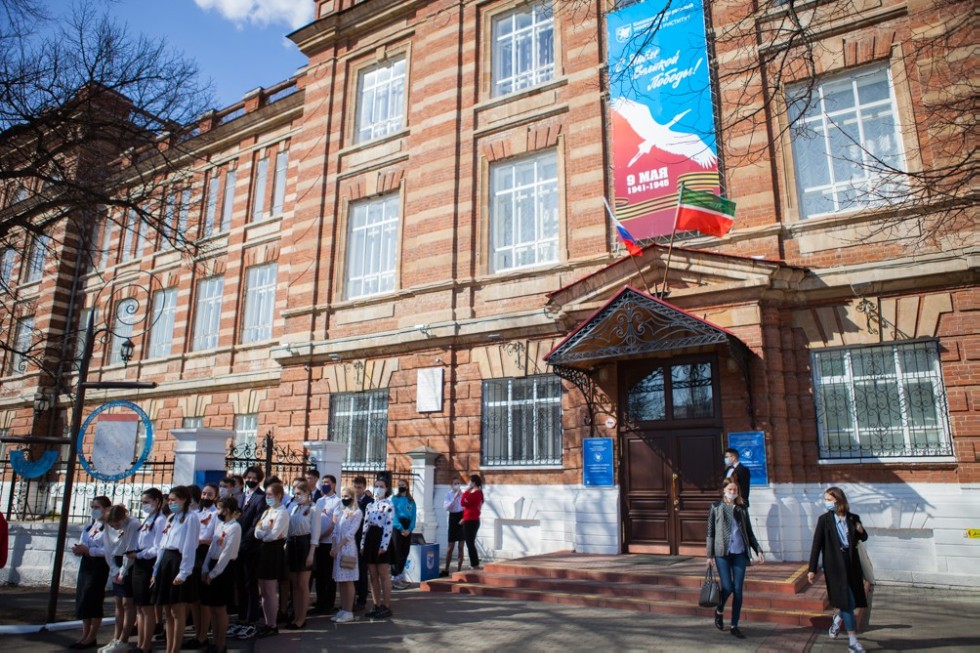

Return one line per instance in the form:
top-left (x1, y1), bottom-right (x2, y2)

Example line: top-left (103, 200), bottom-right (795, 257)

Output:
top-left (724, 448), bottom-right (751, 507)
top-left (352, 475), bottom-right (373, 611)
top-left (231, 465), bottom-right (266, 639)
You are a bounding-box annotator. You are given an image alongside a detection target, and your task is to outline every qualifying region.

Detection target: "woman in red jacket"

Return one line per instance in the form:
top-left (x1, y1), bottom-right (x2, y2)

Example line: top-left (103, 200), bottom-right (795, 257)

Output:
top-left (459, 475), bottom-right (484, 570)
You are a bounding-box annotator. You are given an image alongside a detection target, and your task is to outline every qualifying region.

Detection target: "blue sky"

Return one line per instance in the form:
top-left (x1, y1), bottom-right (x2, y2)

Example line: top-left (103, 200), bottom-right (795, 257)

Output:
top-left (52, 0), bottom-right (313, 109)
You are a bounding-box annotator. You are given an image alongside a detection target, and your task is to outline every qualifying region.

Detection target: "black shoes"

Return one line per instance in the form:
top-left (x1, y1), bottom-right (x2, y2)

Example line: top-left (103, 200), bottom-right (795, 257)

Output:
top-left (714, 611), bottom-right (724, 630)
top-left (284, 622), bottom-right (306, 630)
top-left (730, 626), bottom-right (745, 639)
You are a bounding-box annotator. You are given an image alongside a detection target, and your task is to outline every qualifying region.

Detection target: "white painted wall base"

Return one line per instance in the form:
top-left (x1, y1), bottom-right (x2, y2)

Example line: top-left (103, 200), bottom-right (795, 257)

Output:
top-left (0, 522), bottom-right (85, 587)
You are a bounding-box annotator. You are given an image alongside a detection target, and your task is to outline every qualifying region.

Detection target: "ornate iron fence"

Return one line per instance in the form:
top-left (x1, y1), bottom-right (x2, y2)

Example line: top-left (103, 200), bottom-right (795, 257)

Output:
top-left (225, 431), bottom-right (310, 483)
top-left (1, 453), bottom-right (175, 524)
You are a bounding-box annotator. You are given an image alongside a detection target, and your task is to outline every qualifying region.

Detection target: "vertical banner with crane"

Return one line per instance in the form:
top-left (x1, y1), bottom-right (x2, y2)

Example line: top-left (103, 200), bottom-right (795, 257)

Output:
top-left (608, 0), bottom-right (720, 239)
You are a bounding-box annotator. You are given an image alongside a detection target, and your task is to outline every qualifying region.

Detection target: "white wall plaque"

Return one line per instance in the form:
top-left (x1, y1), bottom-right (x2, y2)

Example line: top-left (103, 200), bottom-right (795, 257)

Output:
top-left (416, 367), bottom-right (444, 413)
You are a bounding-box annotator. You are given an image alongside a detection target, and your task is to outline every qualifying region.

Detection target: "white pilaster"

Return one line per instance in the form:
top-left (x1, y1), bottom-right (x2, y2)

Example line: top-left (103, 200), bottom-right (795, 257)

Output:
top-left (305, 440), bottom-right (346, 489)
top-left (171, 428), bottom-right (235, 486)
top-left (408, 446), bottom-right (440, 542)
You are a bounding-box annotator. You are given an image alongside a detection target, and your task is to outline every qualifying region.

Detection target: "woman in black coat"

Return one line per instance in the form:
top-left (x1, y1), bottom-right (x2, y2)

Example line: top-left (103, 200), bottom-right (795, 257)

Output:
top-left (807, 486), bottom-right (869, 653)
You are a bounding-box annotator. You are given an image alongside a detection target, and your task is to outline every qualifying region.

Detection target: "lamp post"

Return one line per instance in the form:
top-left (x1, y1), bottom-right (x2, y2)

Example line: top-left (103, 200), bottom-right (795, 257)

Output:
top-left (46, 302), bottom-right (157, 622)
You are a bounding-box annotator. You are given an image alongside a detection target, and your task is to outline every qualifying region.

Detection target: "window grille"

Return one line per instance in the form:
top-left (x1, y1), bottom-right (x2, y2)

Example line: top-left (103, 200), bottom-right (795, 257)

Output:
top-left (482, 375), bottom-right (562, 466)
top-left (812, 340), bottom-right (953, 459)
top-left (492, 2), bottom-right (555, 96)
top-left (490, 150), bottom-right (559, 272)
top-left (329, 390), bottom-right (389, 470)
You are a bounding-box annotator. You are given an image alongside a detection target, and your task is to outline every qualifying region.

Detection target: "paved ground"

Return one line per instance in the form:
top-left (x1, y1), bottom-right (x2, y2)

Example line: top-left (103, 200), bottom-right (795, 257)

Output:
top-left (0, 584), bottom-right (978, 651)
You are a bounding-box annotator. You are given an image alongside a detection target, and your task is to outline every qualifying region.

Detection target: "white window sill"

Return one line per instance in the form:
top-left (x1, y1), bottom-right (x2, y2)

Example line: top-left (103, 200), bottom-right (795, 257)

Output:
top-left (480, 464), bottom-right (564, 471)
top-left (818, 456), bottom-right (957, 465)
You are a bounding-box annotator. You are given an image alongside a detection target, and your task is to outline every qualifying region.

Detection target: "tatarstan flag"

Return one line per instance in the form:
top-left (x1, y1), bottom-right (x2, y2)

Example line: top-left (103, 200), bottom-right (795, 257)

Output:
top-left (675, 186), bottom-right (736, 237)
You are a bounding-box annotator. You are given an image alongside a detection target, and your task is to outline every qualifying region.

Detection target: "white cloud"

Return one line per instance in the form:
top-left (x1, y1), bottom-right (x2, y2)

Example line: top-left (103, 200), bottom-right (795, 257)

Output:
top-left (194, 0), bottom-right (315, 30)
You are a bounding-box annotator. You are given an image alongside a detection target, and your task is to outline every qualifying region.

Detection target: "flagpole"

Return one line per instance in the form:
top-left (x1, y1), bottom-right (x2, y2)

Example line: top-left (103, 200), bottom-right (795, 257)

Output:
top-left (603, 197), bottom-right (656, 295)
top-left (661, 182), bottom-right (684, 295)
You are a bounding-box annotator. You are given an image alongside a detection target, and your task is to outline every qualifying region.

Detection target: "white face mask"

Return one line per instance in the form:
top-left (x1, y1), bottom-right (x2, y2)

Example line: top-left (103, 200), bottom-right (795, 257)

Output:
top-left (374, 486), bottom-right (385, 497)
top-left (724, 491), bottom-right (737, 501)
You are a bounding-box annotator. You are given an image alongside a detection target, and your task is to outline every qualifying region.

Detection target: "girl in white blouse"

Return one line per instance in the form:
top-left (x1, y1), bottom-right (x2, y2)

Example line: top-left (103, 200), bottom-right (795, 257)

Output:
top-left (285, 480), bottom-right (320, 629)
top-left (330, 485), bottom-right (363, 623)
top-left (153, 485), bottom-right (201, 653)
top-left (131, 488), bottom-right (167, 653)
top-left (201, 497), bottom-right (242, 653)
top-left (70, 496), bottom-right (110, 648)
top-left (254, 481), bottom-right (288, 637)
top-left (102, 504), bottom-right (141, 652)
top-left (361, 478), bottom-right (395, 620)
top-left (189, 483), bottom-right (220, 649)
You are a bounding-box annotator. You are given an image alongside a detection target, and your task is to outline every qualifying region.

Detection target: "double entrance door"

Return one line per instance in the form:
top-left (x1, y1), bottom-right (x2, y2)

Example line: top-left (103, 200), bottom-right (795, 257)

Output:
top-left (620, 355), bottom-right (724, 555)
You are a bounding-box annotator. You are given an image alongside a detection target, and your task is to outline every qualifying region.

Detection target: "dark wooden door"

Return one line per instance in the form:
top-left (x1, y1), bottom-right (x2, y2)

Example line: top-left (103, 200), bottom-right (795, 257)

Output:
top-left (621, 356), bottom-right (723, 555)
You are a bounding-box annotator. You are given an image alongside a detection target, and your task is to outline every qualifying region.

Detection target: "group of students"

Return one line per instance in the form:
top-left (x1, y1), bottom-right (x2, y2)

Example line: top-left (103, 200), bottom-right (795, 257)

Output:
top-left (706, 448), bottom-right (871, 652)
top-left (68, 466), bottom-right (432, 652)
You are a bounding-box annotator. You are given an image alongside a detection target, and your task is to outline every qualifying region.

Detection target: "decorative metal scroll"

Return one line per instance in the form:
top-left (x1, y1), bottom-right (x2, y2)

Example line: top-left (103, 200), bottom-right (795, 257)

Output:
top-left (553, 364), bottom-right (599, 437)
top-left (546, 287), bottom-right (733, 367)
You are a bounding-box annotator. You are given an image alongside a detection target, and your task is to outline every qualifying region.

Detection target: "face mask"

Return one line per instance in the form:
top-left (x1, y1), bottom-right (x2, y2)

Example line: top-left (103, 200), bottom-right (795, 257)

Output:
top-left (724, 492), bottom-right (737, 501)
top-left (451, 483), bottom-right (460, 491)
top-left (322, 483), bottom-right (332, 494)
top-left (266, 496), bottom-right (277, 507)
top-left (245, 480), bottom-right (259, 490)
top-left (295, 494), bottom-right (307, 505)
top-left (168, 502), bottom-right (180, 513)
top-left (200, 499), bottom-right (215, 509)
top-left (725, 457), bottom-right (734, 466)
top-left (217, 513), bottom-right (227, 522)
top-left (398, 487), bottom-right (407, 495)
top-left (824, 501), bottom-right (837, 512)
top-left (218, 487), bottom-right (230, 499)
top-left (92, 509), bottom-right (103, 520)
top-left (374, 486), bottom-right (385, 497)
top-left (342, 497), bottom-right (353, 507)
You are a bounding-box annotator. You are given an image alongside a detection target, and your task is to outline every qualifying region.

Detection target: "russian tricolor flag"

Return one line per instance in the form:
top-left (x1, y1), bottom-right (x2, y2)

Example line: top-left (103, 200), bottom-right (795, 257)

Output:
top-left (613, 216), bottom-right (643, 257)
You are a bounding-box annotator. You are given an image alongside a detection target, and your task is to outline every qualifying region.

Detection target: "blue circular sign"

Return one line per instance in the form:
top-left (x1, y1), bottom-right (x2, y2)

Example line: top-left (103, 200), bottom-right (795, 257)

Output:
top-left (77, 400), bottom-right (154, 482)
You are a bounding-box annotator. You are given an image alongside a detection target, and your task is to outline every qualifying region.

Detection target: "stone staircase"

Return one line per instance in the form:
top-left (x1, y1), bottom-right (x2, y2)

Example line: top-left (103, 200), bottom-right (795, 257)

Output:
top-left (421, 552), bottom-right (834, 628)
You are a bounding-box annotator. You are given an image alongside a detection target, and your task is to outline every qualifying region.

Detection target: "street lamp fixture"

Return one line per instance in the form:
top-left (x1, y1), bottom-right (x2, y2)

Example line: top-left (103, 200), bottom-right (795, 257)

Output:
top-left (120, 338), bottom-right (135, 366)
top-left (33, 390), bottom-right (51, 415)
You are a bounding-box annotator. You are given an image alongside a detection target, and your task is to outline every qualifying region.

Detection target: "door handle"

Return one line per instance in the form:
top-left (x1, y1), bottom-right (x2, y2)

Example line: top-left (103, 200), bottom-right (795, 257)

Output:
top-left (671, 472), bottom-right (679, 503)
top-left (673, 499), bottom-right (679, 506)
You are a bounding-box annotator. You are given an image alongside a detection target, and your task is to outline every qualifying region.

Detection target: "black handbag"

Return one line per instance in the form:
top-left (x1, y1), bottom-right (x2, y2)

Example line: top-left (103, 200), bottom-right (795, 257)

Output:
top-left (698, 566), bottom-right (721, 608)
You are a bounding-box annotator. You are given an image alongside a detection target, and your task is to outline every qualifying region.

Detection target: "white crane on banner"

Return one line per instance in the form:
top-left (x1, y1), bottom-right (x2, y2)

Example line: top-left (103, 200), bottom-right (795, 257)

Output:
top-left (611, 97), bottom-right (717, 169)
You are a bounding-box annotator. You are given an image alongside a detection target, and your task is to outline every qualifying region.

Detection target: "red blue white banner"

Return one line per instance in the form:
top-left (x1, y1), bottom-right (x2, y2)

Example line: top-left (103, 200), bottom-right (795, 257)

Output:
top-left (607, 0), bottom-right (720, 239)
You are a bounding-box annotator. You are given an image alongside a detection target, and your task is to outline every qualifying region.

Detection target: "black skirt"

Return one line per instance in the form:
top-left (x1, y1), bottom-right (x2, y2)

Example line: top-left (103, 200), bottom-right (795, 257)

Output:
top-left (200, 558), bottom-right (237, 607)
top-left (257, 540), bottom-right (287, 580)
top-left (286, 534), bottom-right (312, 573)
top-left (361, 526), bottom-right (390, 564)
top-left (193, 543), bottom-right (209, 574)
top-left (75, 554), bottom-right (110, 619)
top-left (153, 549), bottom-right (199, 605)
top-left (448, 511), bottom-right (464, 542)
top-left (132, 557), bottom-right (155, 606)
top-left (110, 555), bottom-right (134, 598)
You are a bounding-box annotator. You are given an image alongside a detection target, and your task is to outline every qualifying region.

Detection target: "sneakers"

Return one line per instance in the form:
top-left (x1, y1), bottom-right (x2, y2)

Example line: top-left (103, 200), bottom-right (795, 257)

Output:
top-left (829, 613), bottom-right (843, 639)
top-left (730, 626), bottom-right (745, 639)
top-left (377, 606), bottom-right (393, 619)
top-left (333, 610), bottom-right (354, 623)
top-left (365, 605), bottom-right (383, 619)
top-left (370, 605), bottom-right (392, 620)
top-left (235, 624), bottom-right (257, 640)
top-left (226, 624), bottom-right (243, 637)
top-left (98, 640), bottom-right (124, 653)
top-left (848, 643), bottom-right (865, 652)
top-left (255, 625), bottom-right (278, 638)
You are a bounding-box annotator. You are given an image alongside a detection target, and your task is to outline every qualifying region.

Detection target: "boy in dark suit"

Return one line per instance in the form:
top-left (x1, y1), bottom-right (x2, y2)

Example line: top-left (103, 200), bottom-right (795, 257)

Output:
top-left (724, 448), bottom-right (751, 507)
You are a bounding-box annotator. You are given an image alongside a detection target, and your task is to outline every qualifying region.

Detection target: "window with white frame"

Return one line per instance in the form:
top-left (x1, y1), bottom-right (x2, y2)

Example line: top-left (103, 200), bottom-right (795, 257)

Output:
top-left (241, 263), bottom-right (277, 343)
top-left (251, 156), bottom-right (268, 222)
top-left (192, 276), bottom-right (223, 351)
top-left (271, 150), bottom-right (289, 216)
top-left (24, 235), bottom-right (49, 283)
top-left (203, 173), bottom-right (220, 238)
top-left (482, 375), bottom-right (562, 466)
top-left (0, 248), bottom-right (15, 288)
top-left (355, 56), bottom-right (406, 144)
top-left (345, 194), bottom-right (399, 299)
top-left (234, 413), bottom-right (258, 448)
top-left (99, 219), bottom-right (114, 268)
top-left (8, 316), bottom-right (35, 375)
top-left (221, 169), bottom-right (236, 232)
top-left (73, 307), bottom-right (94, 370)
top-left (147, 288), bottom-right (177, 359)
top-left (492, 2), bottom-right (555, 97)
top-left (490, 150), bottom-right (559, 272)
top-left (329, 390), bottom-right (388, 470)
top-left (812, 340), bottom-right (953, 460)
top-left (135, 214), bottom-right (150, 258)
top-left (182, 416), bottom-right (204, 429)
top-left (109, 298), bottom-right (138, 365)
top-left (787, 63), bottom-right (907, 219)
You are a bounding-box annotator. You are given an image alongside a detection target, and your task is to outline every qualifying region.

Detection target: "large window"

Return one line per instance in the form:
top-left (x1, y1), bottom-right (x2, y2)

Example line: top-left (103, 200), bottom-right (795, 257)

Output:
top-left (8, 316), bottom-right (34, 375)
top-left (482, 375), bottom-right (562, 466)
top-left (251, 156), bottom-right (269, 222)
top-left (492, 2), bottom-right (555, 97)
top-left (329, 390), bottom-right (388, 470)
top-left (241, 263), bottom-right (277, 343)
top-left (24, 235), bottom-right (49, 283)
top-left (202, 174), bottom-right (220, 238)
top-left (0, 248), bottom-right (15, 288)
top-left (234, 413), bottom-right (258, 448)
top-left (147, 288), bottom-right (177, 359)
top-left (192, 276), bottom-right (223, 351)
top-left (271, 150), bottom-right (289, 216)
top-left (490, 150), bottom-right (559, 272)
top-left (109, 298), bottom-right (137, 365)
top-left (812, 341), bottom-right (953, 460)
top-left (787, 64), bottom-right (906, 219)
top-left (346, 194), bottom-right (399, 299)
top-left (221, 169), bottom-right (236, 232)
top-left (355, 57), bottom-right (406, 144)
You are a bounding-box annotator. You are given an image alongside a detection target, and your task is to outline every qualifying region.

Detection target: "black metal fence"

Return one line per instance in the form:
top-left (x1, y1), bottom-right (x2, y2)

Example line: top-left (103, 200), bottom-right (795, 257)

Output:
top-left (226, 431), bottom-right (310, 483)
top-left (0, 454), bottom-right (175, 524)
top-left (339, 469), bottom-right (417, 496)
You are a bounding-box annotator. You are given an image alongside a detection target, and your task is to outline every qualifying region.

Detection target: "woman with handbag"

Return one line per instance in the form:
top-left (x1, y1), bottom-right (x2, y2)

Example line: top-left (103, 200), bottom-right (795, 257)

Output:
top-left (330, 485), bottom-right (363, 623)
top-left (705, 477), bottom-right (764, 639)
top-left (807, 486), bottom-right (869, 653)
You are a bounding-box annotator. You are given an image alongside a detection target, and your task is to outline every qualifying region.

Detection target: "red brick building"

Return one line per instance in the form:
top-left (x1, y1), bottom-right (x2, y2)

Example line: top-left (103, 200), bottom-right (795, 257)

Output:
top-left (1, 0), bottom-right (976, 586)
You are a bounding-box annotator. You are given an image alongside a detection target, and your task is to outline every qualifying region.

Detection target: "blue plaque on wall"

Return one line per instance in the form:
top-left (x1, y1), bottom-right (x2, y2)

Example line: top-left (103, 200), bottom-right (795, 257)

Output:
top-left (583, 437), bottom-right (615, 487)
top-left (727, 431), bottom-right (768, 486)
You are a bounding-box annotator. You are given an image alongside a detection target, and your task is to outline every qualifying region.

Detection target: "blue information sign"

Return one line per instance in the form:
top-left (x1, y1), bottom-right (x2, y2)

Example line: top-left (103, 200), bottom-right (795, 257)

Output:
top-left (727, 431), bottom-right (768, 486)
top-left (583, 438), bottom-right (615, 487)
